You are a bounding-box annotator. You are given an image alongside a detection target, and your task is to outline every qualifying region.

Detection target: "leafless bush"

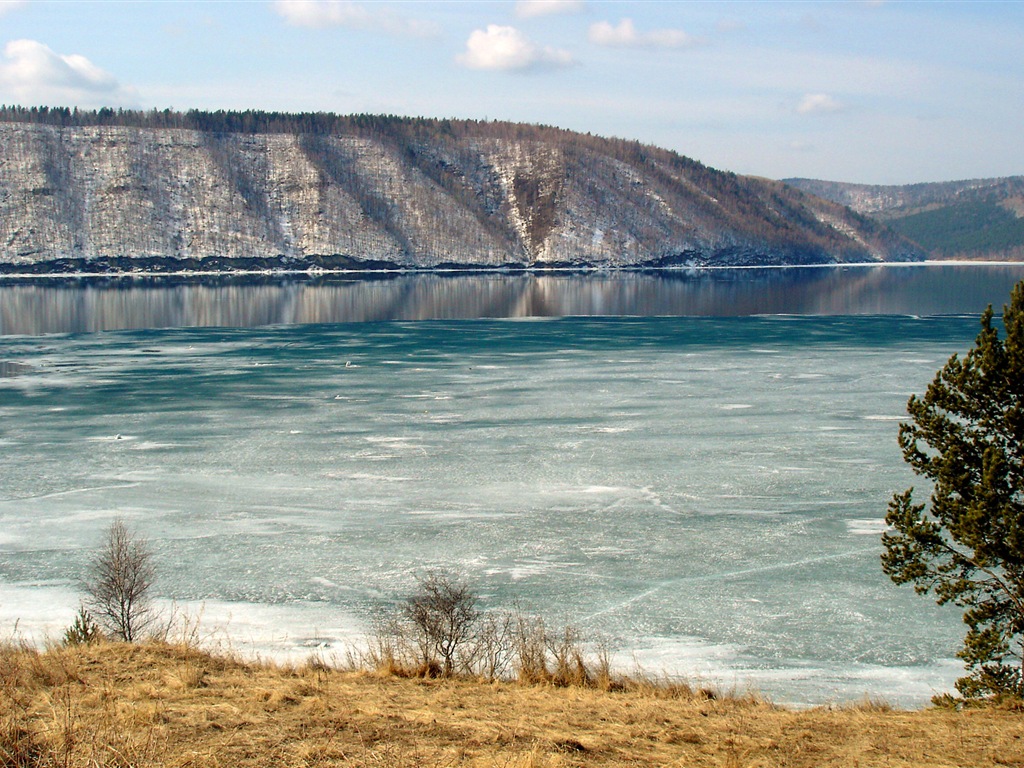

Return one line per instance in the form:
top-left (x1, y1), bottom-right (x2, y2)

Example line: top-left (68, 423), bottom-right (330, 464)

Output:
top-left (547, 624), bottom-right (591, 687)
top-left (507, 614), bottom-right (594, 686)
top-left (512, 612), bottom-right (550, 684)
top-left (403, 570), bottom-right (480, 677)
top-left (365, 573), bottom-right (617, 687)
top-left (82, 519), bottom-right (156, 643)
top-left (469, 609), bottom-right (516, 681)
top-left (361, 613), bottom-right (408, 676)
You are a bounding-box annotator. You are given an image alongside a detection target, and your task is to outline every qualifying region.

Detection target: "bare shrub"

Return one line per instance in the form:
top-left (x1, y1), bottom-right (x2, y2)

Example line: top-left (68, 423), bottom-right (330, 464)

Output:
top-left (365, 573), bottom-right (620, 688)
top-left (509, 615), bottom-right (593, 686)
top-left (546, 624), bottom-right (590, 687)
top-left (82, 519), bottom-right (156, 643)
top-left (470, 609), bottom-right (516, 681)
top-left (363, 571), bottom-right (495, 678)
top-left (403, 570), bottom-right (480, 677)
top-left (362, 613), bottom-right (408, 676)
top-left (512, 612), bottom-right (551, 684)
top-left (591, 635), bottom-right (616, 691)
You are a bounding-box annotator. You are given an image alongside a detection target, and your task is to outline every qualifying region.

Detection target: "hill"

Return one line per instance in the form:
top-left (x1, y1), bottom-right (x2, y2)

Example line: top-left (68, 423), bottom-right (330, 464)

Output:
top-left (0, 107), bottom-right (921, 274)
top-left (784, 176), bottom-right (1024, 260)
top-left (2, 640), bottom-right (1022, 767)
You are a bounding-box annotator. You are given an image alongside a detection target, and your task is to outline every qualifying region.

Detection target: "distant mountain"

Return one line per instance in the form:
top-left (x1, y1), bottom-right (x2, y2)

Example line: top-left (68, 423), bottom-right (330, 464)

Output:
top-left (0, 107), bottom-right (921, 274)
top-left (784, 176), bottom-right (1024, 260)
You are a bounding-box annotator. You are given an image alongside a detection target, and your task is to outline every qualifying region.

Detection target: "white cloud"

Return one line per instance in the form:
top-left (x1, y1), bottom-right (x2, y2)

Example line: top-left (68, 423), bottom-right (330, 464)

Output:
top-left (0, 1), bottom-right (27, 18)
top-left (796, 92), bottom-right (845, 115)
top-left (589, 18), bottom-right (698, 49)
top-left (272, 0), bottom-right (438, 37)
top-left (514, 0), bottom-right (585, 19)
top-left (0, 39), bottom-right (139, 108)
top-left (457, 25), bottom-right (574, 72)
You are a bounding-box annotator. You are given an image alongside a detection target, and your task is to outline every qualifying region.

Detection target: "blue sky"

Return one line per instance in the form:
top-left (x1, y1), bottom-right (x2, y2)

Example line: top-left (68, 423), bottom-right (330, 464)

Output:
top-left (0, 0), bottom-right (1020, 184)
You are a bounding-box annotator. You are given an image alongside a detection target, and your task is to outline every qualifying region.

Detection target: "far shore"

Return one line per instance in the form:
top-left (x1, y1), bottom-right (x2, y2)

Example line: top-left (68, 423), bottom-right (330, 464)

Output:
top-left (1, 258), bottom-right (1023, 282)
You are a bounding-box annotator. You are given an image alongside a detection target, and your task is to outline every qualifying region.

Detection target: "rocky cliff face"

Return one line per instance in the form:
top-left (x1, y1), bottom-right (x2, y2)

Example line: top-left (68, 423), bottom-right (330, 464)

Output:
top-left (0, 120), bottom-right (922, 272)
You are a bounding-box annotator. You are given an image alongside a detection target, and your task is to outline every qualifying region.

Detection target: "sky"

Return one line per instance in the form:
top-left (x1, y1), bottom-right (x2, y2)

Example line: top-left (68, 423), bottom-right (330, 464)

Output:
top-left (0, 0), bottom-right (1021, 185)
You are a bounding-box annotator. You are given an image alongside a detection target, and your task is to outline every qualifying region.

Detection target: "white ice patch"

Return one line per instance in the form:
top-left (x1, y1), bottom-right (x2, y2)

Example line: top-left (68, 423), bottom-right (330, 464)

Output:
top-left (847, 519), bottom-right (890, 535)
top-left (484, 559), bottom-right (573, 581)
top-left (148, 599), bottom-right (368, 664)
top-left (2, 483), bottom-right (139, 505)
top-left (612, 636), bottom-right (748, 694)
top-left (343, 473), bottom-right (411, 483)
top-left (407, 508), bottom-right (499, 520)
top-left (426, 414), bottom-right (461, 424)
top-left (0, 583), bottom-right (80, 645)
top-left (580, 545), bottom-right (632, 556)
top-left (619, 635), bottom-right (961, 708)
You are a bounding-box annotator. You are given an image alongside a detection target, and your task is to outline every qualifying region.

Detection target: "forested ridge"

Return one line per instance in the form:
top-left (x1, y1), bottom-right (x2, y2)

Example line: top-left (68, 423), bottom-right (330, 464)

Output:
top-left (785, 175), bottom-right (1024, 260)
top-left (0, 106), bottom-right (922, 272)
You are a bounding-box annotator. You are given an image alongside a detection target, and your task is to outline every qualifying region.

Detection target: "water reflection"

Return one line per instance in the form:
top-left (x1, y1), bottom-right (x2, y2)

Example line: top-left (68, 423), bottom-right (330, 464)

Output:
top-left (2, 265), bottom-right (1024, 335)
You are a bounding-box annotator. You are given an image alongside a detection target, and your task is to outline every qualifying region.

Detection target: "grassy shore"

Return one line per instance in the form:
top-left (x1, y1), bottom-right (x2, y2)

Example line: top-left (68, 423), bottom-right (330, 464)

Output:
top-left (2, 641), bottom-right (1023, 767)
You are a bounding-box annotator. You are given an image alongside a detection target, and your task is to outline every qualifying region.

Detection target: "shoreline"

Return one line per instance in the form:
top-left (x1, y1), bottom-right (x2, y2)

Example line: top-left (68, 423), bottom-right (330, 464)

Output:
top-left (0, 608), bottom-right (962, 712)
top-left (1, 259), bottom-right (1022, 281)
top-left (0, 580), bottom-right (964, 711)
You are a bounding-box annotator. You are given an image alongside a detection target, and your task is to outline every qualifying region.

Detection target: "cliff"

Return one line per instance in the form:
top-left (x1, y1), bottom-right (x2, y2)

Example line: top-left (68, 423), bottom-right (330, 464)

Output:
top-left (0, 111), bottom-right (922, 272)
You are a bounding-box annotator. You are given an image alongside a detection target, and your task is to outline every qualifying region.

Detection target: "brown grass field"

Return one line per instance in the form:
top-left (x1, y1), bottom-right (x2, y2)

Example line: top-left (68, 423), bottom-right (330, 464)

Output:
top-left (2, 640), bottom-right (1023, 767)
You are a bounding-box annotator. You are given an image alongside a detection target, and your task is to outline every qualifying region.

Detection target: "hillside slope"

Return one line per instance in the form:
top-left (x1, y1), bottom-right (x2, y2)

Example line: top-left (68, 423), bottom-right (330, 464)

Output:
top-left (785, 176), bottom-right (1024, 260)
top-left (0, 109), bottom-right (921, 273)
top-left (3, 641), bottom-right (1023, 768)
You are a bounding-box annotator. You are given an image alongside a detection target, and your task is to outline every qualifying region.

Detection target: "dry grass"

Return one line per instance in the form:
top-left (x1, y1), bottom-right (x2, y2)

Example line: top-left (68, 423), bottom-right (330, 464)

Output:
top-left (1, 640), bottom-right (1023, 767)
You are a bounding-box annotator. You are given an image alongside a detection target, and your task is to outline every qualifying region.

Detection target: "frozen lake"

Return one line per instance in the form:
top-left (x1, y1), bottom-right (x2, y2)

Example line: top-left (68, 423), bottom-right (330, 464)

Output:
top-left (2, 264), bottom-right (1024, 706)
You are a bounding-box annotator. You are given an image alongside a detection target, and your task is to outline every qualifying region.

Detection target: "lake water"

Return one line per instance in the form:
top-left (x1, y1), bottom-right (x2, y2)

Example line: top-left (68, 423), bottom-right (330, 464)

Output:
top-left (2, 264), bottom-right (1024, 707)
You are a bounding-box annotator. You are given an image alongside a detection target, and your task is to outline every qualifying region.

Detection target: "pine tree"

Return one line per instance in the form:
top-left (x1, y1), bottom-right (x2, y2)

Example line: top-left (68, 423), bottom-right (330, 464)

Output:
top-left (882, 280), bottom-right (1024, 699)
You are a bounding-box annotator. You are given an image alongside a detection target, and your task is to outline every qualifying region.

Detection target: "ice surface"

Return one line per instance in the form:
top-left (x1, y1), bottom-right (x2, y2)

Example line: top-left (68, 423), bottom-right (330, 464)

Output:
top-left (0, 314), bottom-right (991, 705)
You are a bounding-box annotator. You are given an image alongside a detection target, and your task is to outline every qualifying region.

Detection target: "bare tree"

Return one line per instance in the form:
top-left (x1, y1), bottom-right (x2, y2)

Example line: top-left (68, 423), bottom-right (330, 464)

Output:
top-left (83, 518), bottom-right (156, 642)
top-left (403, 570), bottom-right (480, 676)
